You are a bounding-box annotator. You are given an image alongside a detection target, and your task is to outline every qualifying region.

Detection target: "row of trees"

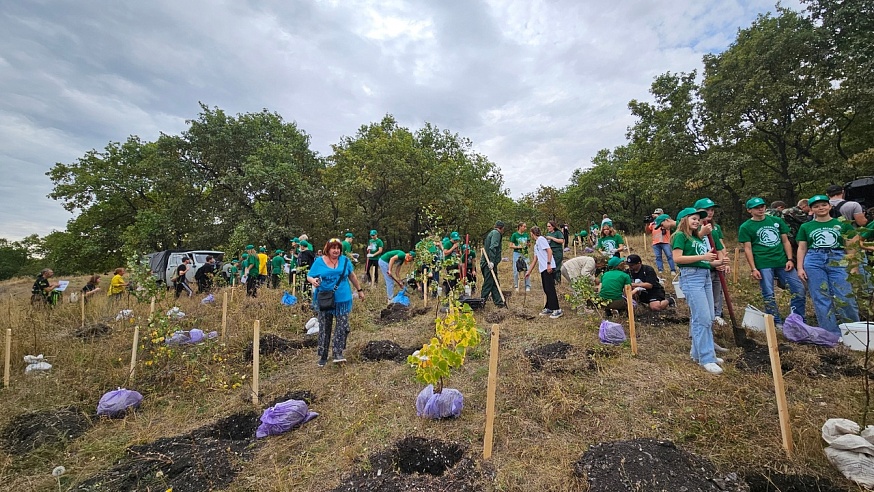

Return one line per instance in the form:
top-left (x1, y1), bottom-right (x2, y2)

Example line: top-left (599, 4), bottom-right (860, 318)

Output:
top-left (4, 0), bottom-right (869, 279)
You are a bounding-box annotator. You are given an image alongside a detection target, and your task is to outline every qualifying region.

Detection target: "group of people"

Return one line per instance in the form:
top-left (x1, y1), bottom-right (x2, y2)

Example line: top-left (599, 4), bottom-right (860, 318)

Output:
top-left (31, 268), bottom-right (128, 306)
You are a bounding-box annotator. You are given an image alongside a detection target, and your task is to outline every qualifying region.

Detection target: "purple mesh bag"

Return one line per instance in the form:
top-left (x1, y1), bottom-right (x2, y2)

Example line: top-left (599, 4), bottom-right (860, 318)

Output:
top-left (256, 399), bottom-right (319, 438)
top-left (599, 320), bottom-right (626, 345)
top-left (415, 384), bottom-right (464, 419)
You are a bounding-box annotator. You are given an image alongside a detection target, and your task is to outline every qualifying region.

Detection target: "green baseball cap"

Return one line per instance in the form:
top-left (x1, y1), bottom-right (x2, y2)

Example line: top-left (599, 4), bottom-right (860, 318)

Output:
top-left (408, 251), bottom-right (416, 258)
top-left (241, 253), bottom-right (249, 259)
top-left (694, 197), bottom-right (719, 210)
top-left (578, 230), bottom-right (588, 237)
top-left (676, 207), bottom-right (708, 222)
top-left (745, 197), bottom-right (766, 209)
top-left (653, 213), bottom-right (671, 228)
top-left (602, 220), bottom-right (613, 227)
top-left (450, 231), bottom-right (460, 241)
top-left (369, 229), bottom-right (378, 236)
top-left (345, 232), bottom-right (354, 238)
top-left (259, 247), bottom-right (266, 252)
top-left (291, 237), bottom-right (299, 243)
top-left (274, 249), bottom-right (283, 254)
top-left (808, 195), bottom-right (829, 206)
top-left (245, 244), bottom-right (254, 250)
top-left (607, 257), bottom-right (623, 268)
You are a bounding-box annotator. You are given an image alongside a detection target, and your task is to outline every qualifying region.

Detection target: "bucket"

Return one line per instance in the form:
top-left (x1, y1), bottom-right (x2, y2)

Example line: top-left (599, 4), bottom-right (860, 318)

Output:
top-left (838, 322), bottom-right (873, 351)
top-left (672, 281), bottom-right (685, 299)
top-left (742, 305), bottom-right (766, 332)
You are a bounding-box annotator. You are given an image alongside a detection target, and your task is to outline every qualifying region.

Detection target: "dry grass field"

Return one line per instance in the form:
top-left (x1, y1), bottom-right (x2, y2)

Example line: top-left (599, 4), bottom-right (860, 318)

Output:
top-left (0, 234), bottom-right (868, 491)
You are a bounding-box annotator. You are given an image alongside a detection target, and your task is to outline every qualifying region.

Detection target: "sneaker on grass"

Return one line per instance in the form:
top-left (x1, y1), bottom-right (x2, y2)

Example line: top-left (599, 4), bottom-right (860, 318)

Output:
top-left (317, 358), bottom-right (327, 367)
top-left (333, 357), bottom-right (347, 364)
top-left (525, 286), bottom-right (531, 292)
top-left (549, 309), bottom-right (564, 319)
top-left (714, 316), bottom-right (726, 326)
top-left (667, 295), bottom-right (676, 308)
top-left (702, 362), bottom-right (723, 375)
top-left (539, 308), bottom-right (553, 316)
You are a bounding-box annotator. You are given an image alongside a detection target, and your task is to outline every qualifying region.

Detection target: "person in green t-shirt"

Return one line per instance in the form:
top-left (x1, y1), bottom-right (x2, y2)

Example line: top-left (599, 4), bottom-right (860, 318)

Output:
top-left (596, 221), bottom-right (626, 258)
top-left (243, 245), bottom-right (260, 297)
top-left (378, 249), bottom-right (415, 300)
top-left (597, 256), bottom-right (632, 314)
top-left (738, 197), bottom-right (806, 326)
top-left (694, 197), bottom-right (729, 326)
top-left (509, 222), bottom-right (531, 291)
top-left (365, 230), bottom-right (384, 285)
top-left (546, 221), bottom-right (565, 283)
top-left (270, 250), bottom-right (286, 289)
top-left (796, 195), bottom-right (860, 335)
top-left (341, 232), bottom-right (356, 264)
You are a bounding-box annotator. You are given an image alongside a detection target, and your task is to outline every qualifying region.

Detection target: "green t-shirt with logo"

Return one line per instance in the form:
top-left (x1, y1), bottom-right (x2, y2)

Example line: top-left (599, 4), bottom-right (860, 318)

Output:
top-left (738, 216), bottom-right (789, 269)
top-left (367, 238), bottom-right (384, 257)
top-left (599, 270), bottom-right (632, 301)
top-left (596, 234), bottom-right (624, 255)
top-left (796, 219), bottom-right (854, 249)
top-left (509, 231), bottom-right (529, 256)
top-left (671, 232), bottom-right (711, 269)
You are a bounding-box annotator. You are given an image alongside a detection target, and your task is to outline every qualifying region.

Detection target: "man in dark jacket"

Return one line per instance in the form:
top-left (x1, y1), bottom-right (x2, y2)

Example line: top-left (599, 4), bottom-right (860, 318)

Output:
top-left (480, 220), bottom-right (506, 307)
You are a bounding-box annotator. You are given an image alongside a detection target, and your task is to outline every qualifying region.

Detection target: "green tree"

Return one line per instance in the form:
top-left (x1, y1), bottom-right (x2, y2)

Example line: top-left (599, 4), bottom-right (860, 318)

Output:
top-left (0, 239), bottom-right (28, 280)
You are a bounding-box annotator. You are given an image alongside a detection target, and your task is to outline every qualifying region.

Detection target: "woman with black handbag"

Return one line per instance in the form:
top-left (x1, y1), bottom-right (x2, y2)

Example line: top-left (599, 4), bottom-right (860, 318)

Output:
top-left (307, 238), bottom-right (365, 367)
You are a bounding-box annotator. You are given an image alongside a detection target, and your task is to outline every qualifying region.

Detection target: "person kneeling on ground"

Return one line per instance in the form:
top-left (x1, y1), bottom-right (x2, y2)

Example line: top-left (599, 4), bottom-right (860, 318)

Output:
top-left (596, 256), bottom-right (632, 315)
top-left (625, 254), bottom-right (672, 311)
top-left (32, 268), bottom-right (60, 306)
top-left (560, 255), bottom-right (602, 284)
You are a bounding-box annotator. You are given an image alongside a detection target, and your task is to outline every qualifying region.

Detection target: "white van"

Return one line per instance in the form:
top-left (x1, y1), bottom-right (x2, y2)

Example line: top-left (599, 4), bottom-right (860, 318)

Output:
top-left (146, 250), bottom-right (225, 286)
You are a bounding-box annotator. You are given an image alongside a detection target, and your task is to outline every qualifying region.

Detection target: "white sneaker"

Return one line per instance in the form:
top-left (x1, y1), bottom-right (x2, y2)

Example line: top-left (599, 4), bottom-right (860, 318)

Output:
top-left (549, 309), bottom-right (564, 319)
top-left (716, 358), bottom-right (724, 364)
top-left (525, 286), bottom-right (531, 292)
top-left (540, 309), bottom-right (553, 316)
top-left (714, 316), bottom-right (726, 326)
top-left (702, 363), bottom-right (723, 375)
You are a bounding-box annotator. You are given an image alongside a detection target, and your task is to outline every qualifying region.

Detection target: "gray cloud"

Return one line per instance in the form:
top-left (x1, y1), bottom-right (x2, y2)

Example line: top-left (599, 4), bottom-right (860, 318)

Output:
top-left (0, 0), bottom-right (800, 239)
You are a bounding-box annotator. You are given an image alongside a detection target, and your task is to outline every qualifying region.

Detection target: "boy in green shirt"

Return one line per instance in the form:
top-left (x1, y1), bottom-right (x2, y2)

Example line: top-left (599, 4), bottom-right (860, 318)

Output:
top-left (509, 222), bottom-right (530, 291)
top-left (597, 256), bottom-right (632, 314)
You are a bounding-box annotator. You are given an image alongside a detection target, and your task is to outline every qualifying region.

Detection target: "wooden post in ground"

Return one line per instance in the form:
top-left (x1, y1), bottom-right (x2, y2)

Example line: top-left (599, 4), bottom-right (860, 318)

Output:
top-left (764, 313), bottom-right (794, 456)
top-left (252, 320), bottom-right (260, 405)
top-left (423, 268), bottom-right (428, 308)
top-left (624, 284), bottom-right (638, 355)
top-left (733, 247), bottom-right (740, 284)
top-left (221, 291), bottom-right (228, 340)
top-left (80, 293), bottom-right (86, 328)
top-left (129, 325), bottom-right (139, 383)
top-left (483, 323), bottom-right (500, 460)
top-left (149, 296), bottom-right (155, 320)
top-left (4, 329), bottom-right (11, 388)
top-left (574, 239), bottom-right (577, 257)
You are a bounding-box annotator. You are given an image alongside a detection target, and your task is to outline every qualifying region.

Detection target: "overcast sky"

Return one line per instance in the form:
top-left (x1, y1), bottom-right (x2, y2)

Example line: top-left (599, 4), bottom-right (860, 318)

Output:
top-left (0, 0), bottom-right (801, 240)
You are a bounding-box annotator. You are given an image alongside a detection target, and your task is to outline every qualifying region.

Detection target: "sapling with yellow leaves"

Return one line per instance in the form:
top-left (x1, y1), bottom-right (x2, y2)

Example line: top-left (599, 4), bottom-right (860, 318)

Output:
top-left (408, 299), bottom-right (480, 394)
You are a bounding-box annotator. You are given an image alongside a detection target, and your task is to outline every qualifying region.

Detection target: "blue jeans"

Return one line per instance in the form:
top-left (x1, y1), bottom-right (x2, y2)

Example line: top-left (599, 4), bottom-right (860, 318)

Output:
top-left (804, 249), bottom-right (859, 336)
top-left (378, 259), bottom-right (395, 299)
top-left (679, 267), bottom-right (717, 365)
top-left (513, 252), bottom-right (530, 289)
top-left (652, 243), bottom-right (676, 272)
top-left (758, 267), bottom-right (806, 324)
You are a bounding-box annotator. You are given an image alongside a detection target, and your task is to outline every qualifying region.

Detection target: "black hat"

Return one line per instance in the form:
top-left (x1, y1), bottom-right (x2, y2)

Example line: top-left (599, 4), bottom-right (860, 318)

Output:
top-left (826, 185), bottom-right (843, 197)
top-left (495, 220), bottom-right (505, 228)
top-left (626, 254), bottom-right (642, 265)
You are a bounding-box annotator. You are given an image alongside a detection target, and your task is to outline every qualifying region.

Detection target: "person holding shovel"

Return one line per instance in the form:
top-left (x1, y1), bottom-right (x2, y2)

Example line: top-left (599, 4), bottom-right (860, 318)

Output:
top-left (694, 198), bottom-right (730, 326)
top-left (509, 222), bottom-right (531, 292)
top-left (480, 220), bottom-right (506, 308)
top-left (378, 249), bottom-right (415, 301)
top-left (526, 226), bottom-right (562, 318)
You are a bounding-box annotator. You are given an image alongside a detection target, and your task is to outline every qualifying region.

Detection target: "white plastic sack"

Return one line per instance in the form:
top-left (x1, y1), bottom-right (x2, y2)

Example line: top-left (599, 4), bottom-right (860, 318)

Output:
top-left (166, 307), bottom-right (186, 319)
top-left (23, 354), bottom-right (52, 374)
top-left (201, 293), bottom-right (215, 304)
top-left (115, 309), bottom-right (134, 321)
top-left (305, 317), bottom-right (319, 335)
top-left (822, 418), bottom-right (874, 488)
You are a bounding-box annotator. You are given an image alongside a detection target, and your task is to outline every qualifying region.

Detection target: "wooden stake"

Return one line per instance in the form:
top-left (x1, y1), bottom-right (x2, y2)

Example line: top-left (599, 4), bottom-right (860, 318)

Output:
top-left (483, 323), bottom-right (500, 460)
top-left (733, 247), bottom-right (740, 284)
top-left (624, 284), bottom-right (638, 355)
top-left (129, 325), bottom-right (139, 383)
top-left (481, 248), bottom-right (507, 305)
top-left (423, 268), bottom-right (428, 307)
top-left (80, 293), bottom-right (86, 328)
top-left (221, 291), bottom-right (228, 340)
top-left (764, 313), bottom-right (794, 456)
top-left (149, 296), bottom-right (155, 318)
top-left (4, 329), bottom-right (11, 388)
top-left (573, 239), bottom-right (578, 257)
top-left (252, 320), bottom-right (260, 405)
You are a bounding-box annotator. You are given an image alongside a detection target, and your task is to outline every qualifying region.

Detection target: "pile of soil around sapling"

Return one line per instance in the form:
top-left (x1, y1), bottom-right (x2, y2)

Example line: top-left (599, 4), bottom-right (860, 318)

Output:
top-left (266, 390), bottom-right (316, 407)
top-left (0, 406), bottom-right (93, 453)
top-left (74, 322), bottom-right (112, 339)
top-left (574, 438), bottom-right (747, 492)
top-left (243, 333), bottom-right (317, 361)
top-left (360, 340), bottom-right (419, 362)
top-left (524, 341), bottom-right (574, 371)
top-left (333, 436), bottom-right (488, 492)
top-left (76, 411), bottom-right (260, 491)
top-left (742, 470), bottom-right (847, 492)
top-left (736, 339), bottom-right (794, 374)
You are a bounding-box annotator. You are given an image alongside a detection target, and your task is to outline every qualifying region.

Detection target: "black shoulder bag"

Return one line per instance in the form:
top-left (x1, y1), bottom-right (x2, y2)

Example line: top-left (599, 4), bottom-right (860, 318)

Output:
top-left (317, 257), bottom-right (349, 311)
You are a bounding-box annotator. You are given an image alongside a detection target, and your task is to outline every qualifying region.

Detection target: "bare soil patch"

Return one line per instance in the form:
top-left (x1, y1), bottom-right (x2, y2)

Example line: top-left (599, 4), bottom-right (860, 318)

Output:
top-left (524, 341), bottom-right (574, 371)
top-left (360, 340), bottom-right (419, 362)
top-left (243, 333), bottom-right (317, 361)
top-left (73, 322), bottom-right (112, 339)
top-left (742, 470), bottom-right (847, 492)
top-left (574, 438), bottom-right (747, 492)
top-left (0, 406), bottom-right (93, 453)
top-left (376, 305), bottom-right (430, 325)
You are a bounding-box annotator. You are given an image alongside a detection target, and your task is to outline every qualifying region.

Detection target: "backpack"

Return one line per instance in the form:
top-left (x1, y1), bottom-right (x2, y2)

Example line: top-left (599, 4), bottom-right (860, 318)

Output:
top-left (829, 200), bottom-right (847, 220)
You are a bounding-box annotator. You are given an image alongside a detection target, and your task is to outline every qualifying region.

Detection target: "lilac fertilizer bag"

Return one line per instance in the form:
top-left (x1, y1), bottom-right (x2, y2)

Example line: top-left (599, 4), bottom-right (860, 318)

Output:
top-left (97, 388), bottom-right (143, 418)
top-left (782, 313), bottom-right (840, 347)
top-left (599, 320), bottom-right (626, 345)
top-left (416, 384), bottom-right (464, 419)
top-left (256, 399), bottom-right (319, 438)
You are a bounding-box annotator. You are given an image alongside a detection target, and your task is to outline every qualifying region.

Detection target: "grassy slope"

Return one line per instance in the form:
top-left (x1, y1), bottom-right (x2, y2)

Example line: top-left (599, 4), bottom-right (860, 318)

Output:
top-left (0, 234), bottom-right (866, 491)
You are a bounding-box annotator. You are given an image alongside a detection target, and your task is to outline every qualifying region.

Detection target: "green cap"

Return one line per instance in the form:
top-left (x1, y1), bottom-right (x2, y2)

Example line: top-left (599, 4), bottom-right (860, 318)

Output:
top-left (808, 195), bottom-right (829, 206)
top-left (607, 257), bottom-right (623, 268)
top-left (653, 213), bottom-right (671, 228)
top-left (408, 251), bottom-right (416, 258)
top-left (578, 230), bottom-right (588, 237)
top-left (241, 253), bottom-right (249, 259)
top-left (745, 197), bottom-right (766, 209)
top-left (694, 197), bottom-right (719, 210)
top-left (345, 232), bottom-right (354, 238)
top-left (259, 247), bottom-right (266, 252)
top-left (369, 229), bottom-right (378, 236)
top-left (301, 241), bottom-right (311, 249)
top-left (676, 207), bottom-right (708, 222)
top-left (245, 244), bottom-right (254, 250)
top-left (602, 220), bottom-right (613, 227)
top-left (450, 231), bottom-right (461, 241)
top-left (232, 259), bottom-right (239, 263)
top-left (274, 249), bottom-right (283, 254)
top-left (291, 237), bottom-right (299, 243)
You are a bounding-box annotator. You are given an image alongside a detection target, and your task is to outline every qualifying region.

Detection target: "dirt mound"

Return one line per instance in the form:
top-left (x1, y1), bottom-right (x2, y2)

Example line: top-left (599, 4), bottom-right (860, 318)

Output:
top-left (743, 470), bottom-right (847, 491)
top-left (361, 340), bottom-right (418, 362)
top-left (574, 438), bottom-right (746, 492)
top-left (815, 350), bottom-right (866, 377)
top-left (736, 340), bottom-right (794, 373)
top-left (74, 323), bottom-right (112, 339)
top-left (0, 406), bottom-right (92, 453)
top-left (524, 341), bottom-right (574, 371)
top-left (333, 437), bottom-right (487, 492)
top-left (77, 412), bottom-right (259, 491)
top-left (243, 334), bottom-right (317, 361)
top-left (378, 304), bottom-right (412, 324)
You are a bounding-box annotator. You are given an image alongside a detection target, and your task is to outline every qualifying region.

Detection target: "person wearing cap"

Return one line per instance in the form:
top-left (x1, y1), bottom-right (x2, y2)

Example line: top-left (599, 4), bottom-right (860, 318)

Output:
top-left (442, 231), bottom-right (464, 294)
top-left (596, 221), bottom-right (626, 258)
top-left (526, 226), bottom-right (563, 318)
top-left (365, 230), bottom-right (384, 284)
top-left (510, 222), bottom-right (531, 292)
top-left (546, 221), bottom-right (565, 283)
top-left (672, 207), bottom-right (727, 375)
top-left (694, 197), bottom-right (730, 326)
top-left (596, 256), bottom-right (632, 314)
top-left (796, 195), bottom-right (860, 336)
top-left (480, 221), bottom-right (506, 308)
top-left (228, 259), bottom-right (240, 286)
top-left (826, 184), bottom-right (868, 227)
top-left (378, 249), bottom-right (415, 300)
top-left (738, 197), bottom-right (807, 327)
top-left (646, 210), bottom-right (677, 274)
top-left (257, 247), bottom-right (269, 287)
top-left (297, 240), bottom-right (316, 270)
top-left (243, 245), bottom-right (260, 297)
top-left (270, 250), bottom-right (286, 289)
top-left (341, 232), bottom-right (356, 261)
top-left (626, 254), bottom-right (672, 311)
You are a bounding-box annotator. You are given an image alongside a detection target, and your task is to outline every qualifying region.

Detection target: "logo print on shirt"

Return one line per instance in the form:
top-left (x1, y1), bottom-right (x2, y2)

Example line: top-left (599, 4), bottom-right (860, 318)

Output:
top-left (602, 240), bottom-right (617, 251)
top-left (694, 240), bottom-right (710, 256)
top-left (809, 228), bottom-right (841, 248)
top-left (756, 226), bottom-right (781, 248)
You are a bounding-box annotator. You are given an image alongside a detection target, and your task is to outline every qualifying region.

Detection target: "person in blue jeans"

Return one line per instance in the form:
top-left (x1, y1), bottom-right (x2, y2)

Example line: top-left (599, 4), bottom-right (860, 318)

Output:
top-left (378, 250), bottom-right (414, 301)
top-left (796, 195), bottom-right (860, 336)
top-left (646, 212), bottom-right (677, 274)
top-left (672, 207), bottom-right (726, 375)
top-left (738, 197), bottom-right (807, 327)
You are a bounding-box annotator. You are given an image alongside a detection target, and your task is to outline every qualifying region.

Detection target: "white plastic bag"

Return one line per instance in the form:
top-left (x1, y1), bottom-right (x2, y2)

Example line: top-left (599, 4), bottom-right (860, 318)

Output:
top-left (822, 418), bottom-right (874, 488)
top-left (23, 354), bottom-right (52, 374)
